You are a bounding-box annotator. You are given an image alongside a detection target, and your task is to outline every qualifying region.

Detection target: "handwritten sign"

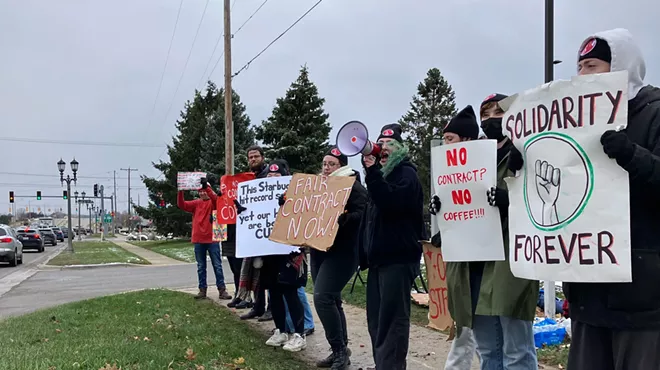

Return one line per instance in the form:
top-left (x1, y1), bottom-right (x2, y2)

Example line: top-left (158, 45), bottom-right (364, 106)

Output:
top-left (235, 176), bottom-right (300, 258)
top-left (269, 174), bottom-right (355, 251)
top-left (217, 172), bottom-right (256, 224)
top-left (177, 172), bottom-right (206, 191)
top-left (431, 140), bottom-right (504, 261)
top-left (504, 71), bottom-right (631, 282)
top-left (211, 210), bottom-right (227, 242)
top-left (422, 242), bottom-right (452, 331)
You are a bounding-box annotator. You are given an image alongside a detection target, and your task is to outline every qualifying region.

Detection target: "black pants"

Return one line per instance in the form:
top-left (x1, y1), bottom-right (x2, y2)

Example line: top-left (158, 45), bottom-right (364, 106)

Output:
top-left (271, 283), bottom-right (304, 334)
top-left (568, 320), bottom-right (660, 370)
top-left (226, 256), bottom-right (243, 296)
top-left (311, 250), bottom-right (357, 350)
top-left (366, 262), bottom-right (419, 370)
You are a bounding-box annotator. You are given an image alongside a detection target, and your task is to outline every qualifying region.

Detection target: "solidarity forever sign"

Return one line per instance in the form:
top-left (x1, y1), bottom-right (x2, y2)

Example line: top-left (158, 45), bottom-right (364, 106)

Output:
top-left (217, 172), bottom-right (256, 224)
top-left (431, 140), bottom-right (504, 261)
top-left (422, 242), bottom-right (453, 331)
top-left (269, 174), bottom-right (355, 251)
top-left (504, 71), bottom-right (631, 282)
top-left (235, 176), bottom-right (300, 258)
top-left (177, 172), bottom-right (206, 191)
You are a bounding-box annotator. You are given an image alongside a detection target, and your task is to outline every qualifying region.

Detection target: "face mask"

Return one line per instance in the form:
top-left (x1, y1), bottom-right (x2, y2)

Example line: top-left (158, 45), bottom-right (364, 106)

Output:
top-left (482, 117), bottom-right (505, 141)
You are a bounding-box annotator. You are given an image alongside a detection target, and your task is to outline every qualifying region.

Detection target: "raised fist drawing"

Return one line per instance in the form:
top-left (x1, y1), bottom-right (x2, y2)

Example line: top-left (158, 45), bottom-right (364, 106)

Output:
top-left (535, 159), bottom-right (561, 207)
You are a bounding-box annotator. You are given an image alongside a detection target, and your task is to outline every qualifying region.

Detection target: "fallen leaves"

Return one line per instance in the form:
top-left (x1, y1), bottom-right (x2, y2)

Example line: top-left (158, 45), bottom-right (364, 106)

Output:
top-left (98, 364), bottom-right (120, 370)
top-left (185, 348), bottom-right (197, 361)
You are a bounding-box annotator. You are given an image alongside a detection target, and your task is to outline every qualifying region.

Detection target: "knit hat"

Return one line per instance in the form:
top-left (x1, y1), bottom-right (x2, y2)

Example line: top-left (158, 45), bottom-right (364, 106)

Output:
top-left (444, 105), bottom-right (480, 140)
top-left (326, 146), bottom-right (348, 166)
top-left (266, 159), bottom-right (290, 176)
top-left (579, 37), bottom-right (612, 63)
top-left (481, 93), bottom-right (508, 108)
top-left (377, 123), bottom-right (403, 142)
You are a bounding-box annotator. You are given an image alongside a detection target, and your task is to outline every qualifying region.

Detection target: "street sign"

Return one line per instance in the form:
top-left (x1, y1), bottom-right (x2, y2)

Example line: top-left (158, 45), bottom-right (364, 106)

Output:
top-left (103, 214), bottom-right (112, 223)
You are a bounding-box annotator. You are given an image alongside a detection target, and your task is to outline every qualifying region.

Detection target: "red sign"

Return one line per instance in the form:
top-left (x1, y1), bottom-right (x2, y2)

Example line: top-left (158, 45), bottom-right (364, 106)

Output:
top-left (217, 172), bottom-right (256, 224)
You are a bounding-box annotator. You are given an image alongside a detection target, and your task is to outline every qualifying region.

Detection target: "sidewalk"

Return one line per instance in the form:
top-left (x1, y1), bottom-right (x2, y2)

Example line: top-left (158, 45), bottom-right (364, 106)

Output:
top-left (179, 285), bottom-right (481, 370)
top-left (110, 239), bottom-right (188, 266)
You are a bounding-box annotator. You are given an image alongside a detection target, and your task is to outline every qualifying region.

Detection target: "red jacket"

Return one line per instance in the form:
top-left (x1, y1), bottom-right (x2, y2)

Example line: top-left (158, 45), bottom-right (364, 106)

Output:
top-left (177, 187), bottom-right (217, 244)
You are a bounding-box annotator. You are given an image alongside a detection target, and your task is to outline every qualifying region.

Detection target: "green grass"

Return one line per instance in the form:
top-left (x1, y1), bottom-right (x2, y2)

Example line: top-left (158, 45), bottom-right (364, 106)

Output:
top-left (0, 289), bottom-right (312, 370)
top-left (89, 233), bottom-right (116, 238)
top-left (48, 241), bottom-right (150, 266)
top-left (128, 240), bottom-right (195, 263)
top-left (537, 342), bottom-right (570, 368)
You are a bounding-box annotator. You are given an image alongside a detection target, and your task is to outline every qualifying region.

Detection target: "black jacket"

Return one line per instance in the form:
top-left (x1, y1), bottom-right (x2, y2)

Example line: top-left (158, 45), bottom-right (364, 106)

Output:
top-left (359, 158), bottom-right (424, 267)
top-left (565, 85), bottom-right (660, 329)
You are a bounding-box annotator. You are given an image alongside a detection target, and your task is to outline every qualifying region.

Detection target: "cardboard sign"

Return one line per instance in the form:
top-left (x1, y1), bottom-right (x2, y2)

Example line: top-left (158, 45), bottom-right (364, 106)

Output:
top-left (235, 176), bottom-right (300, 258)
top-left (177, 172), bottom-right (206, 191)
top-left (431, 140), bottom-right (504, 261)
top-left (269, 174), bottom-right (355, 251)
top-left (217, 172), bottom-right (256, 224)
top-left (211, 210), bottom-right (228, 242)
top-left (422, 242), bottom-right (453, 331)
top-left (504, 71), bottom-right (632, 282)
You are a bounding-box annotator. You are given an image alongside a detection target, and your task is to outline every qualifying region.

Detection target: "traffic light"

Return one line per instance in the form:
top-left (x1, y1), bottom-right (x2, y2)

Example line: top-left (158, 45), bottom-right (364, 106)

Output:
top-left (9, 191), bottom-right (14, 203)
top-left (63, 190), bottom-right (68, 200)
top-left (94, 184), bottom-right (98, 197)
top-left (36, 191), bottom-right (42, 200)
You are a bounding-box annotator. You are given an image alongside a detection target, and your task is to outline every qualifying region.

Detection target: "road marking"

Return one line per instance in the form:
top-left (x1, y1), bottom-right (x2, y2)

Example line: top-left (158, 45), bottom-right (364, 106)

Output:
top-left (0, 268), bottom-right (38, 297)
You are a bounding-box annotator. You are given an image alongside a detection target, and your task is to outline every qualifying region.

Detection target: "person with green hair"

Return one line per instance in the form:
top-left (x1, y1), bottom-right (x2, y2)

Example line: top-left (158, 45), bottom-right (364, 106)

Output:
top-left (359, 123), bottom-right (425, 370)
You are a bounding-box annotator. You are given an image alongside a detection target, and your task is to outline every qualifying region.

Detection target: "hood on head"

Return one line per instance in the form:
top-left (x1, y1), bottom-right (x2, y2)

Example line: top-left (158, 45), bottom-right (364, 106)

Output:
top-left (578, 28), bottom-right (645, 99)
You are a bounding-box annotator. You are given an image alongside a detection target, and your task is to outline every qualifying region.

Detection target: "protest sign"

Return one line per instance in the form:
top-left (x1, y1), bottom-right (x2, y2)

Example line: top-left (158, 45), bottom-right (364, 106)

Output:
top-left (422, 242), bottom-right (453, 331)
top-left (431, 140), bottom-right (504, 261)
top-left (211, 211), bottom-right (227, 242)
top-left (504, 71), bottom-right (631, 282)
top-left (177, 172), bottom-right (206, 191)
top-left (217, 172), bottom-right (256, 224)
top-left (269, 174), bottom-right (355, 251)
top-left (235, 176), bottom-right (300, 258)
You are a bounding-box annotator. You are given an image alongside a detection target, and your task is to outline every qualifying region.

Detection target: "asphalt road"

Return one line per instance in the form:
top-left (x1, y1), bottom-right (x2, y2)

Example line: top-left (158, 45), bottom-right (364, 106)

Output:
top-left (0, 244), bottom-right (63, 281)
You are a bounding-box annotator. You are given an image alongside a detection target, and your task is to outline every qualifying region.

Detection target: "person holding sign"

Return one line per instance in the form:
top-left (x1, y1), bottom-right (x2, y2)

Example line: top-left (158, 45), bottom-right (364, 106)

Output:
top-left (176, 177), bottom-right (232, 301)
top-left (360, 123), bottom-right (424, 370)
top-left (560, 29), bottom-right (660, 370)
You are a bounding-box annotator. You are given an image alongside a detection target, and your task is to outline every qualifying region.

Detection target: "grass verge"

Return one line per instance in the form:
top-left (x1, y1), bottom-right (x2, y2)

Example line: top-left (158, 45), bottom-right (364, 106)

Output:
top-left (48, 241), bottom-right (150, 266)
top-left (0, 289), bottom-right (312, 370)
top-left (128, 240), bottom-right (195, 263)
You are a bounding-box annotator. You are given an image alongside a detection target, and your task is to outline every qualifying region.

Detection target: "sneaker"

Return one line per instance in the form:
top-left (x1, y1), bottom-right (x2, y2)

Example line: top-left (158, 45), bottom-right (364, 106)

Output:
top-left (257, 310), bottom-right (273, 322)
top-left (283, 333), bottom-right (307, 352)
top-left (304, 327), bottom-right (315, 336)
top-left (227, 298), bottom-right (242, 308)
top-left (266, 329), bottom-right (289, 347)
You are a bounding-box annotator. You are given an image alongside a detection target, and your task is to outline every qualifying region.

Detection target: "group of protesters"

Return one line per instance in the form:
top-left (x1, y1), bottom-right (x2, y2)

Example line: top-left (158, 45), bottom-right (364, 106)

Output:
top-left (176, 27), bottom-right (659, 370)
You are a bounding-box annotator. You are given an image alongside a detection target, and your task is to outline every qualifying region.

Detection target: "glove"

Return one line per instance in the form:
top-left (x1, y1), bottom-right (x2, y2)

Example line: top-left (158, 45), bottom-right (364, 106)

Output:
top-left (278, 194), bottom-right (286, 207)
top-left (601, 130), bottom-right (635, 166)
top-left (487, 186), bottom-right (509, 208)
top-left (200, 177), bottom-right (208, 189)
top-left (337, 211), bottom-right (348, 226)
top-left (508, 146), bottom-right (524, 172)
top-left (233, 199), bottom-right (247, 214)
top-left (428, 195), bottom-right (441, 215)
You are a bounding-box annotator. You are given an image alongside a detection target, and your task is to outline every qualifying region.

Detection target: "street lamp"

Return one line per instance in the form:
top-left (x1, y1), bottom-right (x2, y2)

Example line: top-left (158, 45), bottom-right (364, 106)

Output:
top-left (58, 158), bottom-right (79, 253)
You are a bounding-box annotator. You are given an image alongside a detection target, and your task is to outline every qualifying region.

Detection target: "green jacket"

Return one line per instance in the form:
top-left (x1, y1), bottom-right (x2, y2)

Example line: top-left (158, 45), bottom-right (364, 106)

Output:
top-left (438, 144), bottom-right (539, 329)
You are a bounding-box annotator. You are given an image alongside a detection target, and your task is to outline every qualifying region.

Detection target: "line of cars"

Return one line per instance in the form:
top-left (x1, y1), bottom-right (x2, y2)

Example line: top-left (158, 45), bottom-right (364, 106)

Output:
top-left (0, 224), bottom-right (68, 267)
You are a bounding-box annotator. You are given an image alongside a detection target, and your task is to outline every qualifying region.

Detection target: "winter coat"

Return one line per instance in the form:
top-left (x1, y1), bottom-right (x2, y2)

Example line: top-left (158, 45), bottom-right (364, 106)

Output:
top-left (177, 187), bottom-right (218, 244)
top-left (564, 29), bottom-right (660, 330)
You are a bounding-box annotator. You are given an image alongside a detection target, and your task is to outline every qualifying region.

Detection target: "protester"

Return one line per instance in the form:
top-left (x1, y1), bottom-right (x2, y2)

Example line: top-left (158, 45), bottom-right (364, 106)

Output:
top-left (561, 28), bottom-right (660, 369)
top-left (177, 176), bottom-right (232, 300)
top-left (359, 123), bottom-right (424, 369)
top-left (429, 106), bottom-right (480, 370)
top-left (226, 145), bottom-right (267, 308)
top-left (303, 146), bottom-right (367, 369)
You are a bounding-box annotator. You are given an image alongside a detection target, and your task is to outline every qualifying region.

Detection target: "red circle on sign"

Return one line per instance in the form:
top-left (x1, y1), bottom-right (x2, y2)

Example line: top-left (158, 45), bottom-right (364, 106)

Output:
top-left (382, 129), bottom-right (394, 136)
top-left (580, 38), bottom-right (597, 57)
top-left (269, 164), bottom-right (279, 172)
top-left (331, 148), bottom-right (341, 156)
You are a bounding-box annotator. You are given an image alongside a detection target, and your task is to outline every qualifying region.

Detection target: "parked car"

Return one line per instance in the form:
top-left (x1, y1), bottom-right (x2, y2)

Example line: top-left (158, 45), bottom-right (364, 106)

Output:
top-left (16, 228), bottom-right (45, 252)
top-left (38, 228), bottom-right (58, 246)
top-left (61, 227), bottom-right (69, 239)
top-left (0, 225), bottom-right (23, 266)
top-left (51, 227), bottom-right (64, 242)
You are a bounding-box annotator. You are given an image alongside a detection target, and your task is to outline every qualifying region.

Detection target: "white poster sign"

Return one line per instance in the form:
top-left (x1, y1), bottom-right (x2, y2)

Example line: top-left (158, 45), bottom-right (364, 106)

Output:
top-left (177, 172), bottom-right (206, 191)
top-left (504, 71), bottom-right (631, 282)
top-left (431, 140), bottom-right (504, 261)
top-left (236, 176), bottom-right (300, 258)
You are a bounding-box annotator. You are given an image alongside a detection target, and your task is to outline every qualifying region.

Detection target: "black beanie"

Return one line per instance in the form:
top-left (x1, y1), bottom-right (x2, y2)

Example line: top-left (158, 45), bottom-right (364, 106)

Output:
top-left (326, 146), bottom-right (348, 166)
top-left (481, 93), bottom-right (508, 108)
top-left (579, 37), bottom-right (612, 63)
top-left (377, 123), bottom-right (403, 142)
top-left (444, 105), bottom-right (479, 140)
top-left (267, 160), bottom-right (290, 176)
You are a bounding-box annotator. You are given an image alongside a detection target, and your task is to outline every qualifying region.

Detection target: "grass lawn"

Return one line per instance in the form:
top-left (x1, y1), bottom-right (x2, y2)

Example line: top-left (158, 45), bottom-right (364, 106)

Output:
top-left (90, 233), bottom-right (116, 238)
top-left (48, 241), bottom-right (150, 266)
top-left (0, 289), bottom-right (312, 370)
top-left (129, 240), bottom-right (195, 263)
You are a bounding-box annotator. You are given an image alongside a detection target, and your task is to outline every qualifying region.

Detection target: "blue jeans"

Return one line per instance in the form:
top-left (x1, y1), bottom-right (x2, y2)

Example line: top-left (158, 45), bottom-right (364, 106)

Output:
top-left (285, 287), bottom-right (315, 332)
top-left (472, 315), bottom-right (537, 370)
top-left (194, 243), bottom-right (226, 289)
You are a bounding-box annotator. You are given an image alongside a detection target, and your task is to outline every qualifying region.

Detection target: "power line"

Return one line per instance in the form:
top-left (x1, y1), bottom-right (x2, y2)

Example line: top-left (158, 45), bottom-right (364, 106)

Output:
top-left (232, 0), bottom-right (324, 78)
top-left (234, 0), bottom-right (269, 36)
top-left (0, 137), bottom-right (165, 148)
top-left (0, 171), bottom-right (128, 180)
top-left (231, 0), bottom-right (239, 10)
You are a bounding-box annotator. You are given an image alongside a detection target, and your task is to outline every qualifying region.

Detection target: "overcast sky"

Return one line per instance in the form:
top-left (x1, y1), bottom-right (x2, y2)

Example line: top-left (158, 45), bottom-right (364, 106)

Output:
top-left (1, 0), bottom-right (657, 216)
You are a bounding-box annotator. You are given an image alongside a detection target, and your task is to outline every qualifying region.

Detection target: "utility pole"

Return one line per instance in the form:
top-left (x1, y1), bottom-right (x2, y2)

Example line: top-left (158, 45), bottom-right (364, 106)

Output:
top-left (113, 170), bottom-right (117, 236)
top-left (224, 0), bottom-right (234, 175)
top-left (120, 167), bottom-right (138, 232)
top-left (99, 185), bottom-right (106, 241)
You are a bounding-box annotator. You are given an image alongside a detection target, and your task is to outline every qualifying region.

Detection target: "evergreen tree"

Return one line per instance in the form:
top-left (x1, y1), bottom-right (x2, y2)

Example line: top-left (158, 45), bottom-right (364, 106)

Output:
top-left (256, 65), bottom-right (331, 174)
top-left (399, 68), bottom-right (457, 207)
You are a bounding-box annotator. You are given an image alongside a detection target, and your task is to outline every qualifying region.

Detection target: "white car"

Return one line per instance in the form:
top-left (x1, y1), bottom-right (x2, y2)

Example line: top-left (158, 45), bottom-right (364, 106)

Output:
top-left (0, 225), bottom-right (24, 266)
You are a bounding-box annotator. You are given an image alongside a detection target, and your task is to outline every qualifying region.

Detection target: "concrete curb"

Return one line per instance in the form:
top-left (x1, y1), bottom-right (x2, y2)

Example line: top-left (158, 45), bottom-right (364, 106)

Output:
top-left (50, 262), bottom-right (148, 270)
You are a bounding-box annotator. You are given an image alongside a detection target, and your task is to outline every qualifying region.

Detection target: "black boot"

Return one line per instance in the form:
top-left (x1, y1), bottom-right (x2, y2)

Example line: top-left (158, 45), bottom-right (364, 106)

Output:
top-left (227, 297), bottom-right (242, 308)
top-left (316, 347), bottom-right (351, 368)
top-left (330, 347), bottom-right (349, 370)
